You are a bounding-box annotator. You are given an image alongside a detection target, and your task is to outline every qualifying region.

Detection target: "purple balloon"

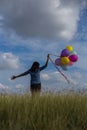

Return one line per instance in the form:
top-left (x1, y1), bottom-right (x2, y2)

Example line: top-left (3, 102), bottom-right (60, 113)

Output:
top-left (61, 49), bottom-right (70, 57)
top-left (69, 54), bottom-right (78, 62)
top-left (55, 58), bottom-right (61, 66)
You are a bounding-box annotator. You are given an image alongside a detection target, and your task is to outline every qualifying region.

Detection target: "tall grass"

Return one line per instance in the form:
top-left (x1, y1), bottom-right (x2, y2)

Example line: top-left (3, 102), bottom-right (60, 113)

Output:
top-left (0, 94), bottom-right (87, 130)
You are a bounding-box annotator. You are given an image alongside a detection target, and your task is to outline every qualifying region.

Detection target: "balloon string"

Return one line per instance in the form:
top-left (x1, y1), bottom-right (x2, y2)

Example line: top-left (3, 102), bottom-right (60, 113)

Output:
top-left (49, 53), bottom-right (60, 57)
top-left (49, 57), bottom-right (70, 84)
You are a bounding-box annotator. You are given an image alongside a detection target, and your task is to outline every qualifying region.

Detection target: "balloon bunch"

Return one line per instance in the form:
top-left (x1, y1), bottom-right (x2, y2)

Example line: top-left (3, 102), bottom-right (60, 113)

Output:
top-left (55, 45), bottom-right (78, 70)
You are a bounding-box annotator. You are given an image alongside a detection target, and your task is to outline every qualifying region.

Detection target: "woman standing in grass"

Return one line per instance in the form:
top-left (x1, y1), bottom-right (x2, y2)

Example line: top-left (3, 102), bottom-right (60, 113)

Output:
top-left (11, 54), bottom-right (50, 95)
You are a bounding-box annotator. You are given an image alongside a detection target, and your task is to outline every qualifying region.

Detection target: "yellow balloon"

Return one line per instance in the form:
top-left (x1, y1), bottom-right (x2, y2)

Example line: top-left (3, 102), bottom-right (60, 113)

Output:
top-left (66, 45), bottom-right (73, 52)
top-left (61, 57), bottom-right (70, 65)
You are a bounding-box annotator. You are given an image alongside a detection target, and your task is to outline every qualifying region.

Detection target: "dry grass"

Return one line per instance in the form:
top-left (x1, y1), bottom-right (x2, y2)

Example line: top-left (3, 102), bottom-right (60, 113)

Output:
top-left (0, 93), bottom-right (87, 130)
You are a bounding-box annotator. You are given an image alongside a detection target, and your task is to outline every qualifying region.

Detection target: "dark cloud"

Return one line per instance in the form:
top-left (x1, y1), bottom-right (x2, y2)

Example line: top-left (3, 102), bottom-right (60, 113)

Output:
top-left (0, 0), bottom-right (86, 40)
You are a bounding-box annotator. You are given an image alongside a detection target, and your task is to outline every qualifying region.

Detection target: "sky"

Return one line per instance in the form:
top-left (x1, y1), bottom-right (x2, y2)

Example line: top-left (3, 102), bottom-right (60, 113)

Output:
top-left (0, 0), bottom-right (87, 94)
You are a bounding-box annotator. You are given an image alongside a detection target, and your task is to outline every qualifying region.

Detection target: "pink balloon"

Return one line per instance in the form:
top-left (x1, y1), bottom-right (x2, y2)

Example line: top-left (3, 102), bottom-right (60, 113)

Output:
top-left (61, 49), bottom-right (70, 57)
top-left (69, 54), bottom-right (78, 62)
top-left (68, 61), bottom-right (74, 66)
top-left (55, 58), bottom-right (61, 66)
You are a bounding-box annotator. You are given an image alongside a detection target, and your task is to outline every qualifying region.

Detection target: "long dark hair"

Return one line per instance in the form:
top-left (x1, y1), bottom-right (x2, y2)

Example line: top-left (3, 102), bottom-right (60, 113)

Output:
top-left (30, 61), bottom-right (40, 72)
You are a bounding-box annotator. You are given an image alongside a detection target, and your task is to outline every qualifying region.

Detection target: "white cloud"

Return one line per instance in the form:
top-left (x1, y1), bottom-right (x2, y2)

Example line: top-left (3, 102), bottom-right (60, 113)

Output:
top-left (0, 82), bottom-right (26, 93)
top-left (0, 0), bottom-right (86, 40)
top-left (0, 52), bottom-right (20, 70)
top-left (41, 70), bottom-right (87, 93)
top-left (41, 73), bottom-right (50, 80)
top-left (15, 84), bottom-right (24, 89)
top-left (0, 83), bottom-right (10, 93)
top-left (0, 83), bottom-right (9, 89)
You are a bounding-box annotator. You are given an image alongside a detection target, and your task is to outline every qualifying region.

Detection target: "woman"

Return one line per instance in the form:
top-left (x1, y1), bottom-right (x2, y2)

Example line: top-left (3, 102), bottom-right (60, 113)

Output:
top-left (11, 54), bottom-right (50, 95)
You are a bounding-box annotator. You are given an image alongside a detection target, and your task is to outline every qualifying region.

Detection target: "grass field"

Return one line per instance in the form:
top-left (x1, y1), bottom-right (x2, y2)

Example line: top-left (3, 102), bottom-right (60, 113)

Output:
top-left (0, 93), bottom-right (87, 130)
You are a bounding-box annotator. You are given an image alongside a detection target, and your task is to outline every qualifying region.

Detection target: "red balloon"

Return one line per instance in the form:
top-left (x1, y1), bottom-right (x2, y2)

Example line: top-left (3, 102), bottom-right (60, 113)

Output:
top-left (69, 54), bottom-right (78, 62)
top-left (55, 58), bottom-right (61, 66)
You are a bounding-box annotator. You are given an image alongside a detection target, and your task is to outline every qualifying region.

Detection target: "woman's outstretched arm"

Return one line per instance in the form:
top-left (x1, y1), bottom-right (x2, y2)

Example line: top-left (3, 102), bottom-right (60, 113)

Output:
top-left (11, 69), bottom-right (30, 80)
